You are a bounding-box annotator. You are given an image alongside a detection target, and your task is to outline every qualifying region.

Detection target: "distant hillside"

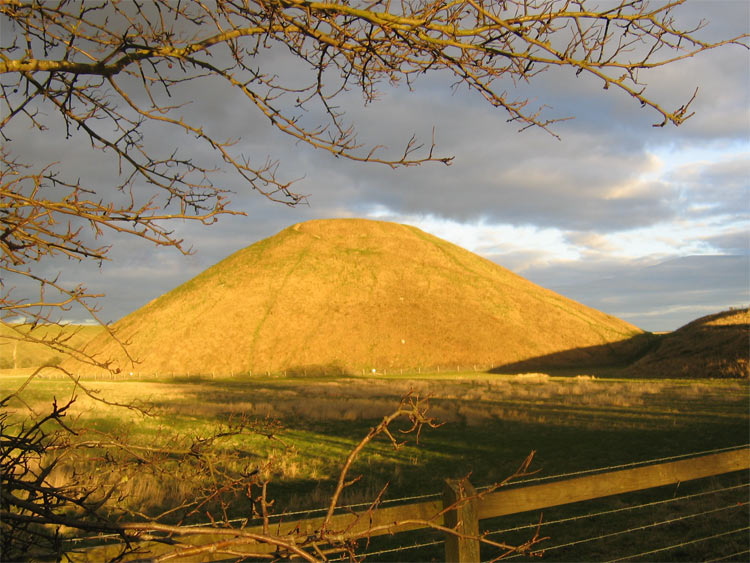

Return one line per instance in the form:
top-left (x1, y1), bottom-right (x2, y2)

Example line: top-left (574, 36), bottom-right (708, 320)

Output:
top-left (69, 219), bottom-right (643, 375)
top-left (0, 324), bottom-right (106, 370)
top-left (623, 308), bottom-right (749, 379)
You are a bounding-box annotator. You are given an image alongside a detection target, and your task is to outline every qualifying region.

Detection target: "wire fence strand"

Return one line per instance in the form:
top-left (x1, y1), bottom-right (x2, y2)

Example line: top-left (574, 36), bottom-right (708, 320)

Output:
top-left (224, 444), bottom-right (750, 526)
top-left (501, 503), bottom-right (747, 559)
top-left (704, 548), bottom-right (750, 562)
top-left (328, 538), bottom-right (444, 562)
top-left (603, 527), bottom-right (750, 563)
top-left (64, 444), bottom-right (750, 556)
top-left (485, 482), bottom-right (749, 537)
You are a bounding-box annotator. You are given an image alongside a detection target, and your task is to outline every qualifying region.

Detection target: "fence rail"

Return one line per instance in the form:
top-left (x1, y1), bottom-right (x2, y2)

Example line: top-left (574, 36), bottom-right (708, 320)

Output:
top-left (73, 447), bottom-right (749, 562)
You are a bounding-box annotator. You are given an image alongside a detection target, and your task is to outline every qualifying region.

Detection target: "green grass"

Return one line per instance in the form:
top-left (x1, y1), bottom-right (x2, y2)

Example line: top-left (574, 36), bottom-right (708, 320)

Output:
top-left (4, 372), bottom-right (747, 501)
top-left (4, 371), bottom-right (748, 560)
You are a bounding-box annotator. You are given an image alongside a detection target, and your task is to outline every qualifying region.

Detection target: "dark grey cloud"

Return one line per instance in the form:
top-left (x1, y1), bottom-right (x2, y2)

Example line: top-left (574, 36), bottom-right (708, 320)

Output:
top-left (302, 112), bottom-right (679, 231)
top-left (6, 2), bottom-right (748, 331)
top-left (264, 1), bottom-right (749, 232)
top-left (522, 255), bottom-right (749, 332)
top-left (702, 229), bottom-right (750, 255)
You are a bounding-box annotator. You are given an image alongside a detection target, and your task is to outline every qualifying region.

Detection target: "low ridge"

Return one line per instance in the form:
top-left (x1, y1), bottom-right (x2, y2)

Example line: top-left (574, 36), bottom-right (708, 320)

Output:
top-left (72, 219), bottom-right (643, 375)
top-left (623, 308), bottom-right (749, 379)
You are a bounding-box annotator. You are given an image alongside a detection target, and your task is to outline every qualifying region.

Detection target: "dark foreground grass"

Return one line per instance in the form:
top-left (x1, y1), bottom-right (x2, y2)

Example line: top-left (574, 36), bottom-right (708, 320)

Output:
top-left (350, 469), bottom-right (749, 562)
top-left (3, 372), bottom-right (748, 560)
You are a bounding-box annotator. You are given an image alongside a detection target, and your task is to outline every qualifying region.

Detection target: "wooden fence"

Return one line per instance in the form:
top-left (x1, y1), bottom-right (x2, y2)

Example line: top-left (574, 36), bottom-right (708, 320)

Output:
top-left (73, 447), bottom-right (749, 562)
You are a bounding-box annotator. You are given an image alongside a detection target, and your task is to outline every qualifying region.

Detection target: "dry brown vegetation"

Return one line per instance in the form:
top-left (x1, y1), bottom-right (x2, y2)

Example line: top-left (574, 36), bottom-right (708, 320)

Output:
top-left (4, 367), bottom-right (747, 561)
top-left (624, 308), bottom-right (749, 379)
top-left (6, 371), bottom-right (746, 518)
top-left (4, 3), bottom-right (749, 559)
top-left (67, 219), bottom-right (643, 376)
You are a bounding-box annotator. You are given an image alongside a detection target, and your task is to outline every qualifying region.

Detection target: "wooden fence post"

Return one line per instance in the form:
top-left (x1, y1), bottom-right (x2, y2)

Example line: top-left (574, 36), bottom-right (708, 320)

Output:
top-left (443, 479), bottom-right (480, 563)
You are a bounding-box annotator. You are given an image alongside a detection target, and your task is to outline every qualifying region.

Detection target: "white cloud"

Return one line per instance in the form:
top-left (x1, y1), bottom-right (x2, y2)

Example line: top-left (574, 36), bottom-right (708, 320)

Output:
top-left (363, 209), bottom-right (582, 264)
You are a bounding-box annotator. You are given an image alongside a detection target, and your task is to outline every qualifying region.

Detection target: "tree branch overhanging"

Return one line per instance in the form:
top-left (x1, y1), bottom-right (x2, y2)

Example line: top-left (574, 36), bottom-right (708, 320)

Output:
top-left (1, 2), bottom-right (748, 559)
top-left (2, 0), bottom-right (747, 334)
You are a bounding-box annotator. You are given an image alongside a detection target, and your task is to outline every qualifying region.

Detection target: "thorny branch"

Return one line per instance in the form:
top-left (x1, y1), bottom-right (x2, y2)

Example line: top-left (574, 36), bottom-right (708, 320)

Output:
top-left (2, 382), bottom-right (544, 561)
top-left (1, 381), bottom-right (289, 561)
top-left (323, 390), bottom-right (443, 528)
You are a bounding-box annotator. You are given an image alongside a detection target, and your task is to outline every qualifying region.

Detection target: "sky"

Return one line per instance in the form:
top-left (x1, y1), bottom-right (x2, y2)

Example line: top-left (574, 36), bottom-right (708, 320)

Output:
top-left (5, 1), bottom-right (749, 333)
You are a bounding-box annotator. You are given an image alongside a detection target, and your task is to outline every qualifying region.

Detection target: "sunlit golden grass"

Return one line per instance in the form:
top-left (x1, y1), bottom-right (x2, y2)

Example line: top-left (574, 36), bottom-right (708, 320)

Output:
top-left (64, 219), bottom-right (644, 376)
top-left (7, 371), bottom-right (745, 431)
top-left (5, 371), bottom-right (747, 508)
top-left (625, 308), bottom-right (749, 379)
top-left (5, 368), bottom-right (747, 541)
top-left (0, 324), bottom-right (105, 369)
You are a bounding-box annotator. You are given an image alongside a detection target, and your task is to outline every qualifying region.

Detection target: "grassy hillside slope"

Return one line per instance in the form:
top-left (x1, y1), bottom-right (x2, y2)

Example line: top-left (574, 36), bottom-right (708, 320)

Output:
top-left (0, 324), bottom-right (106, 369)
top-left (70, 219), bottom-right (643, 375)
top-left (623, 308), bottom-right (749, 378)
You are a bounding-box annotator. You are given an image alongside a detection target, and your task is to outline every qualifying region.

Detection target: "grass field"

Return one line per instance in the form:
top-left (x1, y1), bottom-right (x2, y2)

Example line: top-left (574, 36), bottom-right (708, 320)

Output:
top-left (4, 370), bottom-right (747, 515)
top-left (3, 368), bottom-right (748, 561)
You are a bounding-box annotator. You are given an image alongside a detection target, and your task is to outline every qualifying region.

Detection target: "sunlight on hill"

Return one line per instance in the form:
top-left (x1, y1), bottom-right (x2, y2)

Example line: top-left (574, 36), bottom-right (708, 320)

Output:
top-left (624, 308), bottom-right (749, 379)
top-left (64, 219), bottom-right (643, 376)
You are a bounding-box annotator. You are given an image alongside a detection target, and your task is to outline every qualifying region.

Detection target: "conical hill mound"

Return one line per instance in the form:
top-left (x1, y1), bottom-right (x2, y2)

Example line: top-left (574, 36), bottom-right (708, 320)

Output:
top-left (73, 219), bottom-right (643, 375)
top-left (623, 308), bottom-right (749, 379)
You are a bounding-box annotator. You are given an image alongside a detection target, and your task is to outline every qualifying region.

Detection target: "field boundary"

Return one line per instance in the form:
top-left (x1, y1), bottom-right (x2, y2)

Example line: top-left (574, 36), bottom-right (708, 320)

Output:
top-left (72, 446), bottom-right (750, 562)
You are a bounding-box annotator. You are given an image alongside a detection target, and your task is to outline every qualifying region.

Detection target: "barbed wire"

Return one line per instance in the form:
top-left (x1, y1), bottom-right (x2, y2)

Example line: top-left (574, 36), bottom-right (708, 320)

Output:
top-left (500, 503), bottom-right (747, 560)
top-left (260, 490), bottom-right (443, 521)
top-left (478, 444), bottom-right (750, 491)
top-left (66, 492), bottom-right (443, 545)
top-left (704, 548), bottom-right (750, 562)
top-left (604, 527), bottom-right (750, 563)
top-left (216, 444), bottom-right (749, 529)
top-left (328, 538), bottom-right (444, 562)
top-left (348, 495), bottom-right (750, 563)
top-left (485, 482), bottom-right (749, 537)
top-left (248, 444), bottom-right (749, 524)
top-left (66, 446), bottom-right (748, 547)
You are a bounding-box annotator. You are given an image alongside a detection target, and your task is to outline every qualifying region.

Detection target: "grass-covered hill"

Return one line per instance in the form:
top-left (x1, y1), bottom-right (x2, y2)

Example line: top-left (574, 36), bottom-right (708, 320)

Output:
top-left (623, 308), bottom-right (749, 379)
top-left (0, 324), bottom-right (105, 370)
top-left (68, 218), bottom-right (644, 375)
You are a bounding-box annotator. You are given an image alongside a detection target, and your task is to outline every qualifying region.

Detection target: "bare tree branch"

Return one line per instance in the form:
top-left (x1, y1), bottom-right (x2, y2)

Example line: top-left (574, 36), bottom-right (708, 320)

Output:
top-left (1, 1), bottom-right (747, 560)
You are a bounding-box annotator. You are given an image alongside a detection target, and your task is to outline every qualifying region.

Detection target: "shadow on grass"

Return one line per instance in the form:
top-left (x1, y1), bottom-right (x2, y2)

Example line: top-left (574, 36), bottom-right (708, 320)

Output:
top-left (490, 332), bottom-right (660, 376)
top-left (53, 373), bottom-right (748, 533)
top-left (238, 415), bottom-right (749, 516)
top-left (492, 309), bottom-right (749, 379)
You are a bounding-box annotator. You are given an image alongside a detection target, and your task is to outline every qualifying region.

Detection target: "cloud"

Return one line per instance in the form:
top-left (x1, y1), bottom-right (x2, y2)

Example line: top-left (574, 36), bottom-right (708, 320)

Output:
top-left (702, 230), bottom-right (750, 255)
top-left (563, 232), bottom-right (619, 255)
top-left (274, 16), bottom-right (749, 234)
top-left (668, 151), bottom-right (750, 220)
top-left (522, 255), bottom-right (749, 332)
top-left (5, 2), bottom-right (748, 332)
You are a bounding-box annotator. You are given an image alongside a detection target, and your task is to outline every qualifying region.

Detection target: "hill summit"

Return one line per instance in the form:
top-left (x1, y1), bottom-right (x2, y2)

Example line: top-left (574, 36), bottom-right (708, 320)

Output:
top-left (76, 219), bottom-right (643, 375)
